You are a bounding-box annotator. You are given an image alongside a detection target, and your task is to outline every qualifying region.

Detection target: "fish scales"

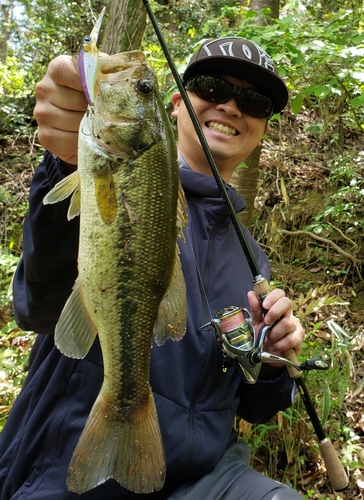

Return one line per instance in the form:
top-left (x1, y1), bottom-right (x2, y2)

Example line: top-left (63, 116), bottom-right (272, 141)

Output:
top-left (79, 142), bottom-right (178, 410)
top-left (43, 51), bottom-right (187, 494)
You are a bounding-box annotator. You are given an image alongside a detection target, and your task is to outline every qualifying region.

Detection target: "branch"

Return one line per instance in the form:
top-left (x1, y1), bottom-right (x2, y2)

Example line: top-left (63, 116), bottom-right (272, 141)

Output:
top-left (324, 63), bottom-right (362, 132)
top-left (280, 229), bottom-right (364, 265)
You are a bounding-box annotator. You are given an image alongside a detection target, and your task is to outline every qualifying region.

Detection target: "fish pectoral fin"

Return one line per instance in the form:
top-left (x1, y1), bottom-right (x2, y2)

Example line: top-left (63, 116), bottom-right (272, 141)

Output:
top-left (67, 187), bottom-right (81, 220)
top-left (154, 245), bottom-right (187, 346)
top-left (94, 170), bottom-right (118, 225)
top-left (177, 181), bottom-right (188, 241)
top-left (67, 389), bottom-right (166, 494)
top-left (43, 171), bottom-right (81, 220)
top-left (55, 277), bottom-right (97, 358)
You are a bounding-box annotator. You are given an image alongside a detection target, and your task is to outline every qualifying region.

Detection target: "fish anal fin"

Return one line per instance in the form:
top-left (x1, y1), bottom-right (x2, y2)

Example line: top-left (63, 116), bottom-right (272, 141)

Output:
top-left (67, 389), bottom-right (166, 494)
top-left (154, 245), bottom-right (187, 346)
top-left (55, 278), bottom-right (97, 358)
top-left (94, 170), bottom-right (118, 225)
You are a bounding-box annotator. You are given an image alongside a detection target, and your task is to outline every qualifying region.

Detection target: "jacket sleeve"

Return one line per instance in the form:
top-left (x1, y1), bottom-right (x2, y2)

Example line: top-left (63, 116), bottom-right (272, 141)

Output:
top-left (13, 151), bottom-right (79, 334)
top-left (236, 369), bottom-right (296, 424)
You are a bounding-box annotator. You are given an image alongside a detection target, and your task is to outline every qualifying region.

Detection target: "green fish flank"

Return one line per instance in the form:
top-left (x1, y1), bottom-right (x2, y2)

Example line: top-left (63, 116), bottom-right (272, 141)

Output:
top-left (44, 51), bottom-right (187, 494)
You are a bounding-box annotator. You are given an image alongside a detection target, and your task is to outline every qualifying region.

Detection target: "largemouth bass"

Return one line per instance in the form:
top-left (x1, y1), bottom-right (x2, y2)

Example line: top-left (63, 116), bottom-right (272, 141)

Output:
top-left (43, 50), bottom-right (187, 494)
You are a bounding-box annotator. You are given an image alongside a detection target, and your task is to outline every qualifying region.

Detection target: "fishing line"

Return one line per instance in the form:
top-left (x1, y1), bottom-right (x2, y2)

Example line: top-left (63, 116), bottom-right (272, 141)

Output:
top-left (86, 0), bottom-right (96, 24)
top-left (184, 227), bottom-right (214, 323)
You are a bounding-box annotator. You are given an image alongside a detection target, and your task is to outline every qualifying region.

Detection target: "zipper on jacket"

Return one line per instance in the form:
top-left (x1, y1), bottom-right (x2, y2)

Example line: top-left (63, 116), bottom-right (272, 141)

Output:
top-left (201, 217), bottom-right (226, 319)
top-left (179, 216), bottom-right (228, 478)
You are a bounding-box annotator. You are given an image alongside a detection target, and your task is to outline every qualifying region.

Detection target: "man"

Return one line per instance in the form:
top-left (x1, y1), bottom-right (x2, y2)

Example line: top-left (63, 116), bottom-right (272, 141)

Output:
top-left (0, 37), bottom-right (304, 499)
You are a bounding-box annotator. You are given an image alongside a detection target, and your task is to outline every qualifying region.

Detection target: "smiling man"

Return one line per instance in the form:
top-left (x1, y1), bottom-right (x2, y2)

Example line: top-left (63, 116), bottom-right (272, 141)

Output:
top-left (0, 36), bottom-right (304, 499)
top-left (173, 37), bottom-right (287, 181)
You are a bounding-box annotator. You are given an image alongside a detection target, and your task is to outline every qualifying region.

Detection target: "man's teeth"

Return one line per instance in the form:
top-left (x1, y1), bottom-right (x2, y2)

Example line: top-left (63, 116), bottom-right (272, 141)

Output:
top-left (206, 121), bottom-right (238, 136)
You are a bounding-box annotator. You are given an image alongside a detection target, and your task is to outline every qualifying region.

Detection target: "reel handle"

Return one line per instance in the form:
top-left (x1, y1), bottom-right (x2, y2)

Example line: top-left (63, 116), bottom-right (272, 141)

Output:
top-left (281, 348), bottom-right (302, 379)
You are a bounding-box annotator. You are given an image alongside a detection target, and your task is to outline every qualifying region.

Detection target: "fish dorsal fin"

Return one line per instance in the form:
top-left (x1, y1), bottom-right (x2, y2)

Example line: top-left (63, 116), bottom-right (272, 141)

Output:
top-left (55, 277), bottom-right (98, 358)
top-left (43, 170), bottom-right (81, 220)
top-left (94, 168), bottom-right (118, 225)
top-left (153, 245), bottom-right (187, 346)
top-left (177, 182), bottom-right (188, 241)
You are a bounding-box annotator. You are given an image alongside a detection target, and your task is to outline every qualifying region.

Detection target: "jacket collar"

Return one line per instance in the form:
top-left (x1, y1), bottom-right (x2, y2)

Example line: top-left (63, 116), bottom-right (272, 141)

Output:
top-left (178, 153), bottom-right (246, 214)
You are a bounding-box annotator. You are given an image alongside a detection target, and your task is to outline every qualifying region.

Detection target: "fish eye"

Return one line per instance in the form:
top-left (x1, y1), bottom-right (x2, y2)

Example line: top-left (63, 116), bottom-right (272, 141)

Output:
top-left (137, 79), bottom-right (153, 95)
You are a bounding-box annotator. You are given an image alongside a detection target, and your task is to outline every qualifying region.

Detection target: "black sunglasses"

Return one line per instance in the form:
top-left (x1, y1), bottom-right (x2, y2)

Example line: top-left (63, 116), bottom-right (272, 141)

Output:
top-left (184, 74), bottom-right (274, 119)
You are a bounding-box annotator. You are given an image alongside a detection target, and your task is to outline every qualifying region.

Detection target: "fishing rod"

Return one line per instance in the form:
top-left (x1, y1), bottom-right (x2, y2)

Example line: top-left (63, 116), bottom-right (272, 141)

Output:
top-left (141, 0), bottom-right (349, 492)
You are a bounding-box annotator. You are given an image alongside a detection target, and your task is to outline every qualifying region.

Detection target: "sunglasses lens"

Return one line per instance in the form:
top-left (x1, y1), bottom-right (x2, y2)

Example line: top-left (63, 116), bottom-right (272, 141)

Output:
top-left (186, 75), bottom-right (274, 119)
top-left (195, 75), bottom-right (232, 103)
top-left (237, 90), bottom-right (273, 119)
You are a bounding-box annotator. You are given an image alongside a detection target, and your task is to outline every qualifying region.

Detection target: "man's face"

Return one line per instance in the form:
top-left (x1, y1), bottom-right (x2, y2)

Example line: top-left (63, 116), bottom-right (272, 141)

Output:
top-left (171, 75), bottom-right (269, 180)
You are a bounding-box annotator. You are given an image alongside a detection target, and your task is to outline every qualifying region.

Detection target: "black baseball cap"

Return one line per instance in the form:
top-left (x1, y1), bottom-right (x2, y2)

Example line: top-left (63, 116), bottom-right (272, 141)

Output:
top-left (182, 37), bottom-right (288, 114)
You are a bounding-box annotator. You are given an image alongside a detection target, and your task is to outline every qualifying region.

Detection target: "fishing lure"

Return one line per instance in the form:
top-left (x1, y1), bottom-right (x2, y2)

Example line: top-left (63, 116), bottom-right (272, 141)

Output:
top-left (78, 7), bottom-right (106, 106)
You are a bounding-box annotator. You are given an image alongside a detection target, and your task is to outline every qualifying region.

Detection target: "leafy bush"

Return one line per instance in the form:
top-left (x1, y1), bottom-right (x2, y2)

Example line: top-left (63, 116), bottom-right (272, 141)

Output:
top-left (308, 151), bottom-right (364, 236)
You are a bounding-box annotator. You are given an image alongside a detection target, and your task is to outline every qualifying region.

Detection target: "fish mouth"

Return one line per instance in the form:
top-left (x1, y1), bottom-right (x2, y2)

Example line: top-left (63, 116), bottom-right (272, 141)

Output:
top-left (206, 121), bottom-right (239, 136)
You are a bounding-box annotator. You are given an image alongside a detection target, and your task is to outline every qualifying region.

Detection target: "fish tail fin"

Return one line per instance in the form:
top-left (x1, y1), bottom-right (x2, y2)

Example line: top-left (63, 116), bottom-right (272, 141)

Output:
top-left (67, 389), bottom-right (166, 494)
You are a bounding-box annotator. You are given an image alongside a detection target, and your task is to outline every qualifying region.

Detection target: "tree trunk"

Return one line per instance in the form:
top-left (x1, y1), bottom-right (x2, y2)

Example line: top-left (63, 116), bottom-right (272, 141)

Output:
top-left (231, 0), bottom-right (279, 229)
top-left (101, 0), bottom-right (147, 54)
top-left (0, 0), bottom-right (13, 63)
top-left (230, 146), bottom-right (262, 229)
top-left (249, 0), bottom-right (279, 25)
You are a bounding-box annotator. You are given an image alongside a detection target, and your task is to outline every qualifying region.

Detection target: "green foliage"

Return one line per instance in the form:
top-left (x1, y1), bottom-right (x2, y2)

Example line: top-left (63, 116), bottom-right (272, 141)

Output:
top-left (0, 55), bottom-right (37, 140)
top-left (13, 0), bottom-right (104, 68)
top-left (0, 183), bottom-right (31, 429)
top-left (0, 57), bottom-right (29, 97)
top-left (308, 151), bottom-right (364, 235)
top-left (0, 319), bottom-right (34, 432)
top-left (0, 247), bottom-right (34, 432)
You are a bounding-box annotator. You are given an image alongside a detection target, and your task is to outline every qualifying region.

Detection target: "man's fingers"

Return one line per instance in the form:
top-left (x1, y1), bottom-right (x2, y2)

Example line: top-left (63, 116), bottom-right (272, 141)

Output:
top-left (33, 55), bottom-right (88, 163)
top-left (47, 55), bottom-right (84, 92)
top-left (37, 128), bottom-right (79, 165)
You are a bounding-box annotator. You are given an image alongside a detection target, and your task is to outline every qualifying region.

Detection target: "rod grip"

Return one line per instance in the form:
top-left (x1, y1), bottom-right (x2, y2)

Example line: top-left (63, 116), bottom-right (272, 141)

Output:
top-left (253, 277), bottom-right (270, 300)
top-left (319, 438), bottom-right (349, 491)
top-left (253, 278), bottom-right (302, 378)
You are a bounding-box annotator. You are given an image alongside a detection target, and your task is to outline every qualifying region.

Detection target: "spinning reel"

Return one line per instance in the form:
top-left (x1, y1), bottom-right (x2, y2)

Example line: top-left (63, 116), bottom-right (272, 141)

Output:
top-left (202, 306), bottom-right (329, 384)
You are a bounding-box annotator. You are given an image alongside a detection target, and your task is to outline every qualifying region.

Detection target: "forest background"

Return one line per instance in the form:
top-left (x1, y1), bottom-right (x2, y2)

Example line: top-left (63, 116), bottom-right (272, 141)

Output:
top-left (0, 0), bottom-right (363, 498)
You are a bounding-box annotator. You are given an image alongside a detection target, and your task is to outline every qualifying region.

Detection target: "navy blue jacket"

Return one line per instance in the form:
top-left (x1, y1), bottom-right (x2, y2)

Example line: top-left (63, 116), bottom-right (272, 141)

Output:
top-left (0, 152), bottom-right (295, 499)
